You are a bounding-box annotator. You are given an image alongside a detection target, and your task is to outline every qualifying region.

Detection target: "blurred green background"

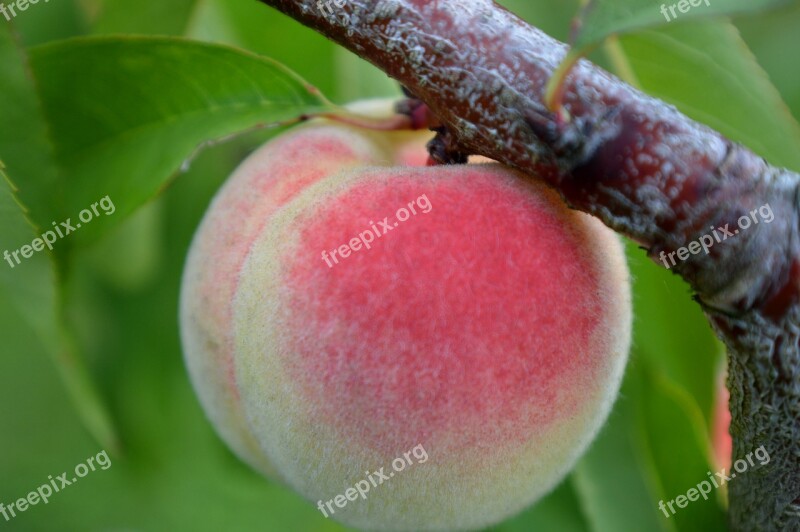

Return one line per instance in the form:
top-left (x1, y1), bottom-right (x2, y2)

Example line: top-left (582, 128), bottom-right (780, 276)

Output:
top-left (1, 0), bottom-right (799, 530)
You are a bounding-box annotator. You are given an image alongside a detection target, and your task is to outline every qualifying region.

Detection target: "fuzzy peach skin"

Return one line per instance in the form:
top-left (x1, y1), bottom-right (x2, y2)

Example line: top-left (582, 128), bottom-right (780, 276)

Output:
top-left (181, 101), bottom-right (632, 530)
top-left (179, 101), bottom-right (431, 476)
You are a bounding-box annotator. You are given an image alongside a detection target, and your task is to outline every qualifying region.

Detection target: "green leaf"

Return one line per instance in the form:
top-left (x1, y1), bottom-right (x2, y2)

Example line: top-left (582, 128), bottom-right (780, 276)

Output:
top-left (0, 168), bottom-right (59, 356)
top-left (625, 243), bottom-right (723, 423)
top-left (0, 169), bottom-right (118, 454)
top-left (573, 0), bottom-right (791, 50)
top-left (24, 36), bottom-right (334, 247)
top-left (613, 20), bottom-right (800, 171)
top-left (0, 23), bottom-right (63, 241)
top-left (632, 360), bottom-right (728, 531)
top-left (736, 4), bottom-right (800, 125)
top-left (0, 23), bottom-right (117, 452)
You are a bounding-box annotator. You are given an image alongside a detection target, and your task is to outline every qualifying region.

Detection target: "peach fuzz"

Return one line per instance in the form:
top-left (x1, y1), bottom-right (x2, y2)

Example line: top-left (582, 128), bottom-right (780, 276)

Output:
top-left (181, 101), bottom-right (632, 530)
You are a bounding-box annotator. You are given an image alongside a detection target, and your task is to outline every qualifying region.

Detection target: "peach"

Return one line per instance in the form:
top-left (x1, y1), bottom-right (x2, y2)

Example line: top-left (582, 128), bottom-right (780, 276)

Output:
top-left (179, 107), bottom-right (428, 476)
top-left (180, 100), bottom-right (632, 530)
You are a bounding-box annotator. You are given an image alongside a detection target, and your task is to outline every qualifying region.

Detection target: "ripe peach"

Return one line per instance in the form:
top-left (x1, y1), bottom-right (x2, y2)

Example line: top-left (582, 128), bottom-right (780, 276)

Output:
top-left (180, 101), bottom-right (632, 530)
top-left (179, 103), bottom-right (428, 476)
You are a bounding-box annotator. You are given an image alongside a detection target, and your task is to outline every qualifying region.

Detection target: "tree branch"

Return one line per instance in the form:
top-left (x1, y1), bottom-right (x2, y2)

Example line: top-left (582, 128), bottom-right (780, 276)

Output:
top-left (259, 1), bottom-right (800, 529)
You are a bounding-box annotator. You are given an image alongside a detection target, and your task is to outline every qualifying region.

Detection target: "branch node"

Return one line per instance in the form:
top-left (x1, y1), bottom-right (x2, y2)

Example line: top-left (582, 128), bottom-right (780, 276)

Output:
top-left (523, 103), bottom-right (623, 171)
top-left (427, 127), bottom-right (470, 165)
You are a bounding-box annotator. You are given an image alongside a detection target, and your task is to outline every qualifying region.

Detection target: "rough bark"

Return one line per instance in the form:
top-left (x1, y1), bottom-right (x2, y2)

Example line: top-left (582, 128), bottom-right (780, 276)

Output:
top-left (260, 0), bottom-right (800, 529)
